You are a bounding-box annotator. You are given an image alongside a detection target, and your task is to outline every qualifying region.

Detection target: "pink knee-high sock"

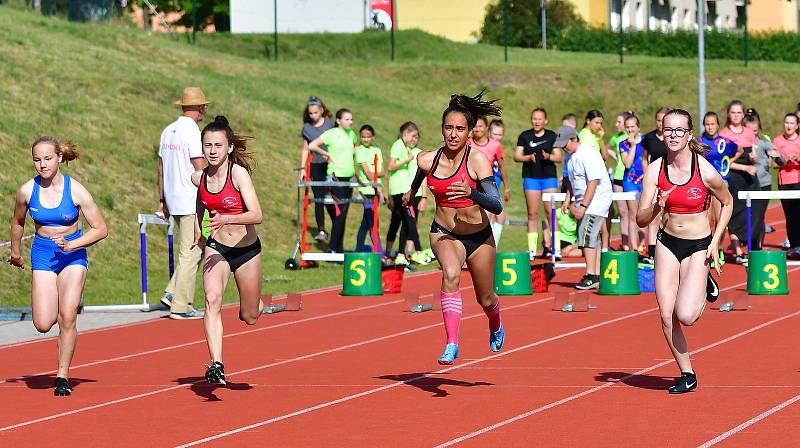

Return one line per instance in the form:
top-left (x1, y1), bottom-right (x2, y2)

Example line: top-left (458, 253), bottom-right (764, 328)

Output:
top-left (483, 300), bottom-right (502, 332)
top-left (440, 290), bottom-right (462, 344)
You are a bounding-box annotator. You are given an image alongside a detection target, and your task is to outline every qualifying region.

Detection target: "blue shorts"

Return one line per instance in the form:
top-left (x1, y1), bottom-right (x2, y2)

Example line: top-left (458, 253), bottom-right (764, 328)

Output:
top-left (494, 172), bottom-right (502, 188)
top-left (622, 180), bottom-right (643, 193)
top-left (523, 177), bottom-right (559, 191)
top-left (31, 231), bottom-right (88, 273)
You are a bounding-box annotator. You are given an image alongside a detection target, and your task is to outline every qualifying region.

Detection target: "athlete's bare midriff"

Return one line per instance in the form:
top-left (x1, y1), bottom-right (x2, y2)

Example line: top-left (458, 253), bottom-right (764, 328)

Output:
top-left (433, 205), bottom-right (489, 235)
top-left (211, 223), bottom-right (258, 247)
top-left (661, 211), bottom-right (712, 239)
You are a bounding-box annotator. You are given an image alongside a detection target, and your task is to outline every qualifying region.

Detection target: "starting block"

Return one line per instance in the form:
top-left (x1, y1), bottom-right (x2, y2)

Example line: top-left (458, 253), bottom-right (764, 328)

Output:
top-left (261, 293), bottom-right (304, 314)
top-left (718, 291), bottom-right (749, 312)
top-left (553, 292), bottom-right (591, 312)
top-left (403, 293), bottom-right (433, 313)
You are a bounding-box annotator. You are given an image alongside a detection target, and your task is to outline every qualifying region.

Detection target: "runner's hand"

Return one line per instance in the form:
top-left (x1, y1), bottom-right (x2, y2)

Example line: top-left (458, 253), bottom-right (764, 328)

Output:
top-left (706, 242), bottom-right (722, 277)
top-left (208, 210), bottom-right (229, 232)
top-left (504, 187), bottom-right (510, 202)
top-left (447, 174), bottom-right (472, 200)
top-left (52, 235), bottom-right (72, 252)
top-left (7, 254), bottom-right (24, 269)
top-left (401, 191), bottom-right (414, 208)
top-left (656, 185), bottom-right (677, 208)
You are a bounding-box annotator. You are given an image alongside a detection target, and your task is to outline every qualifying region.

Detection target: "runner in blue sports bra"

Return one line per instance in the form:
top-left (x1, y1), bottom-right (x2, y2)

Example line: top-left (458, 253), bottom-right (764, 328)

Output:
top-left (8, 137), bottom-right (108, 396)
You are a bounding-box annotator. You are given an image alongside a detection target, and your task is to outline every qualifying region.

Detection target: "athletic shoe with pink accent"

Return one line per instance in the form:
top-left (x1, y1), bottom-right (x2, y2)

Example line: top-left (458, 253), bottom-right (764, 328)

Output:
top-left (437, 343), bottom-right (459, 365)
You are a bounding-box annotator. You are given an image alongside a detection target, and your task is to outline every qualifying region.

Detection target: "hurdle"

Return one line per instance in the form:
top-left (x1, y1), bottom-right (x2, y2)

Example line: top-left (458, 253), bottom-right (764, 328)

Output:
top-left (82, 213), bottom-right (174, 312)
top-left (542, 191), bottom-right (641, 268)
top-left (741, 190), bottom-right (800, 265)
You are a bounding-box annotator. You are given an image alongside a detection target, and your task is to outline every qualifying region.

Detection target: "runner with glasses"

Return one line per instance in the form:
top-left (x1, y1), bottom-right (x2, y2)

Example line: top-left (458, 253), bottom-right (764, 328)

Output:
top-left (636, 109), bottom-right (732, 394)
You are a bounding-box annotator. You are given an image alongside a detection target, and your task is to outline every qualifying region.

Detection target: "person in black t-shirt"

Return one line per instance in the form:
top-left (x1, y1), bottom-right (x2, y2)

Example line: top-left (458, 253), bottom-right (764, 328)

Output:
top-left (641, 106), bottom-right (670, 260)
top-left (513, 107), bottom-right (561, 259)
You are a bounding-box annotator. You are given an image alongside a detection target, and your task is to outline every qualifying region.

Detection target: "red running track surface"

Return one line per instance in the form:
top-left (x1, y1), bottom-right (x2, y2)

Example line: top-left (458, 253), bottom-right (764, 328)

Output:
top-left (1, 207), bottom-right (798, 447)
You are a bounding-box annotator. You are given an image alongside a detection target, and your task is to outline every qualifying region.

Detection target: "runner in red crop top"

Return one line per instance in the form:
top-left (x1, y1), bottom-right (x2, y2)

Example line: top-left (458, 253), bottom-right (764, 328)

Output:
top-left (425, 145), bottom-right (478, 208)
top-left (636, 109), bottom-right (733, 394)
top-left (402, 92), bottom-right (505, 366)
top-left (190, 116), bottom-right (266, 386)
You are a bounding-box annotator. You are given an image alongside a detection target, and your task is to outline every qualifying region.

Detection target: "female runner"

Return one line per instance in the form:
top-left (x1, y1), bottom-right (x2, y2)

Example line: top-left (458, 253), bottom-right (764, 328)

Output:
top-left (469, 116), bottom-right (509, 244)
top-left (636, 109), bottom-right (732, 394)
top-left (192, 116), bottom-right (264, 385)
top-left (9, 137), bottom-right (108, 395)
top-left (404, 92), bottom-right (505, 365)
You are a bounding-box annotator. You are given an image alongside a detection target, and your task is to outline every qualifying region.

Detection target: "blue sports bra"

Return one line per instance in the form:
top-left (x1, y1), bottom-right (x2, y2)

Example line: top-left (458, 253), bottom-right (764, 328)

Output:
top-left (29, 175), bottom-right (80, 227)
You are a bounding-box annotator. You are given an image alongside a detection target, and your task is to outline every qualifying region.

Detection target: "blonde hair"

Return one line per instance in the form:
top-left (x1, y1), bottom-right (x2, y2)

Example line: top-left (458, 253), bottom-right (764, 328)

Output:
top-left (31, 136), bottom-right (79, 164)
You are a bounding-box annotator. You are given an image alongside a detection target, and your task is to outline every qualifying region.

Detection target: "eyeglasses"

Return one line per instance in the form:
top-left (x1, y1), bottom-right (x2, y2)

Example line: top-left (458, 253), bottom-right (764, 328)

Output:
top-left (662, 127), bottom-right (690, 138)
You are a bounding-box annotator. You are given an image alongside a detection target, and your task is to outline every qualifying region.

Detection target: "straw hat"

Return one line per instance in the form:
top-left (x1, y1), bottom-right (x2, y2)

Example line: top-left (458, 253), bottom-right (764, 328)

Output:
top-left (174, 87), bottom-right (210, 106)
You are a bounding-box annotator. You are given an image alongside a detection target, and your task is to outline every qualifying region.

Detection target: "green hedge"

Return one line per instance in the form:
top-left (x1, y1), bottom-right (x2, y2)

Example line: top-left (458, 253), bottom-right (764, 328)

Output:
top-left (552, 27), bottom-right (800, 62)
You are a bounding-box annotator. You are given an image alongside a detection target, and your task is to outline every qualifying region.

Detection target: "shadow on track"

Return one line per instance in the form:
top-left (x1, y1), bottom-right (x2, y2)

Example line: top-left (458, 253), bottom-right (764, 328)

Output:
top-left (595, 371), bottom-right (676, 391)
top-left (175, 376), bottom-right (253, 402)
top-left (376, 372), bottom-right (493, 397)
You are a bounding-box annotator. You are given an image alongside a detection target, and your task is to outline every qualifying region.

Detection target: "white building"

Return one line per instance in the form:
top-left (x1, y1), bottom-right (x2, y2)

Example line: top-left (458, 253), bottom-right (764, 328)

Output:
top-left (610, 0), bottom-right (740, 31)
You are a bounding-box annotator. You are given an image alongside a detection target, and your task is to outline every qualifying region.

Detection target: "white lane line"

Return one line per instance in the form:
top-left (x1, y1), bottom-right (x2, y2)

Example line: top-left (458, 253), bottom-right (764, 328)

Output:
top-left (0, 269), bottom-right (446, 350)
top-left (173, 307), bottom-right (659, 448)
top-left (0, 289), bottom-right (549, 433)
top-left (434, 284), bottom-right (800, 447)
top-left (697, 393), bottom-right (800, 447)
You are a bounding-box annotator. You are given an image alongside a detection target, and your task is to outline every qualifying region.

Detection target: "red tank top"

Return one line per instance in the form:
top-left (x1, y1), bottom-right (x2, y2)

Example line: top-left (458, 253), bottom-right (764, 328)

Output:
top-left (199, 162), bottom-right (246, 215)
top-left (658, 152), bottom-right (710, 214)
top-left (426, 146), bottom-right (478, 208)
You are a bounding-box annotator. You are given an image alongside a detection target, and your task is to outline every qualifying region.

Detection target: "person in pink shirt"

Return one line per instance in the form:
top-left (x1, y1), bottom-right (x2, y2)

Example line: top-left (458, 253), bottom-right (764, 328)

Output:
top-left (772, 113), bottom-right (800, 258)
top-left (469, 116), bottom-right (509, 243)
top-left (718, 100), bottom-right (758, 264)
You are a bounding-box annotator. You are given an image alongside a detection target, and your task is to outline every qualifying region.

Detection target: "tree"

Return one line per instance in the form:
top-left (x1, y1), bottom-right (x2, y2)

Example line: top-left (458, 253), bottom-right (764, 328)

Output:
top-left (146, 0), bottom-right (230, 32)
top-left (480, 0), bottom-right (585, 48)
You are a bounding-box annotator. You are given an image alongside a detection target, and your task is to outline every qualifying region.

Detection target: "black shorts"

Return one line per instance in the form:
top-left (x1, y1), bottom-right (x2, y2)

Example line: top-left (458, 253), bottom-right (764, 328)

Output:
top-left (657, 230), bottom-right (711, 263)
top-left (613, 178), bottom-right (623, 187)
top-left (430, 221), bottom-right (493, 259)
top-left (206, 237), bottom-right (261, 272)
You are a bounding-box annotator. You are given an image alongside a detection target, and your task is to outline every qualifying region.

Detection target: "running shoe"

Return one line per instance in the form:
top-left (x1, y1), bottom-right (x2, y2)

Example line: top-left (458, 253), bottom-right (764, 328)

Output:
top-left (575, 275), bottom-right (599, 290)
top-left (54, 377), bottom-right (72, 396)
top-left (782, 239), bottom-right (792, 249)
top-left (528, 251), bottom-right (536, 261)
top-left (668, 371), bottom-right (697, 394)
top-left (437, 343), bottom-right (459, 365)
top-left (314, 230), bottom-right (328, 242)
top-left (639, 255), bottom-right (654, 266)
top-left (423, 248), bottom-right (436, 260)
top-left (205, 361), bottom-right (226, 385)
top-left (170, 308), bottom-right (204, 320)
top-left (489, 325), bottom-right (505, 352)
top-left (394, 253), bottom-right (408, 265)
top-left (409, 251), bottom-right (431, 265)
top-left (553, 251), bottom-right (563, 261)
top-left (765, 224), bottom-right (775, 234)
top-left (706, 272), bottom-right (719, 303)
top-left (541, 246), bottom-right (552, 259)
top-left (735, 255), bottom-right (749, 266)
top-left (160, 292), bottom-right (173, 309)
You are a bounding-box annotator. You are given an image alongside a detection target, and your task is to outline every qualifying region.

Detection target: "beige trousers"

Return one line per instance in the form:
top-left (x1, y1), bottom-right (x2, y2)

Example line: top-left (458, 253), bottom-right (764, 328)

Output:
top-left (164, 214), bottom-right (202, 313)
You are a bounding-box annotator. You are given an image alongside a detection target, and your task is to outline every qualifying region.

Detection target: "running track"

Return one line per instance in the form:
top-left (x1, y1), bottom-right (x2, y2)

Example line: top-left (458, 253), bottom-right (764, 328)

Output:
top-left (1, 207), bottom-right (798, 447)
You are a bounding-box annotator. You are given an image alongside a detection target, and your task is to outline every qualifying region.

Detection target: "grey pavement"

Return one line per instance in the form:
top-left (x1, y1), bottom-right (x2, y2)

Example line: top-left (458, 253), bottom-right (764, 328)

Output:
top-left (0, 309), bottom-right (170, 346)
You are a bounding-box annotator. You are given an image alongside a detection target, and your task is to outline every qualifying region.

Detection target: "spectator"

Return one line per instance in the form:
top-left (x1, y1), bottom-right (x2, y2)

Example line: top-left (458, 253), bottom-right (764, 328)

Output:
top-left (354, 124), bottom-right (384, 253)
top-left (298, 96), bottom-right (334, 242)
top-left (157, 87), bottom-right (208, 319)
top-left (557, 125), bottom-right (613, 290)
top-left (772, 113), bottom-right (800, 259)
top-left (743, 110), bottom-right (778, 251)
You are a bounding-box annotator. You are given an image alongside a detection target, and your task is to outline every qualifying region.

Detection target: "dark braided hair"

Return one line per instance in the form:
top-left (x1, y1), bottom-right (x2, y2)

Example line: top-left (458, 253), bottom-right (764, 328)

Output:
top-left (664, 108), bottom-right (708, 155)
top-left (441, 91), bottom-right (501, 130)
top-left (201, 116), bottom-right (255, 173)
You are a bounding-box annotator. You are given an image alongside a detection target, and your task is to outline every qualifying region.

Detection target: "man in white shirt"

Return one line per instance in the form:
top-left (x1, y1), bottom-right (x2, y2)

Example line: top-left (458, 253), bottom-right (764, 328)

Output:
top-left (555, 125), bottom-right (613, 290)
top-left (157, 87), bottom-right (209, 319)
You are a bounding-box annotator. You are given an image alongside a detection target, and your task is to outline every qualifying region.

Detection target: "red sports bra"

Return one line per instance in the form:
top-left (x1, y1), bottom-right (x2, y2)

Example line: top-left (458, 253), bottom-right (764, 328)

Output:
top-left (199, 162), bottom-right (246, 215)
top-left (426, 146), bottom-right (478, 208)
top-left (658, 152), bottom-right (710, 214)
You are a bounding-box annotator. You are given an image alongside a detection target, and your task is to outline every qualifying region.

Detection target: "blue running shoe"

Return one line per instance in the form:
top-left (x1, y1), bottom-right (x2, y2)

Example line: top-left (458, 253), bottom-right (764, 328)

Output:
top-left (437, 343), bottom-right (459, 365)
top-left (490, 325), bottom-right (505, 352)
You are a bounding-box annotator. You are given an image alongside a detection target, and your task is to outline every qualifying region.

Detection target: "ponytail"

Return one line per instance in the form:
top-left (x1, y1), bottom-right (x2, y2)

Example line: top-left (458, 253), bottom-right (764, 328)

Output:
top-left (441, 90), bottom-right (502, 129)
top-left (31, 136), bottom-right (79, 164)
top-left (688, 139), bottom-right (708, 155)
top-left (201, 116), bottom-right (255, 173)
